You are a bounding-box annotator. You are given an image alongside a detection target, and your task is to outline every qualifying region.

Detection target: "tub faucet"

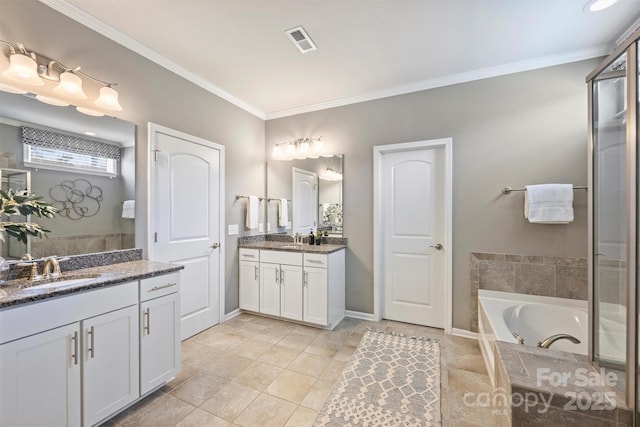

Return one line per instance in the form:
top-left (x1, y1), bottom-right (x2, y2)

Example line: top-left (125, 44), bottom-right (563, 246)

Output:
top-left (537, 334), bottom-right (581, 349)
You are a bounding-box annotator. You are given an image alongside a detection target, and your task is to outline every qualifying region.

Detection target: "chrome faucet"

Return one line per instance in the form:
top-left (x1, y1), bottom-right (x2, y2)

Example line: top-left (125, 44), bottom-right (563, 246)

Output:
top-left (537, 334), bottom-right (581, 349)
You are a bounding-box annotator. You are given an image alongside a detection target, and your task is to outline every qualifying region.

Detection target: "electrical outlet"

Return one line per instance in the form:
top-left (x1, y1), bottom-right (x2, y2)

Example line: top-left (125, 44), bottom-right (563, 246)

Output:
top-left (267, 223), bottom-right (272, 232)
top-left (228, 224), bottom-right (239, 235)
top-left (286, 221), bottom-right (292, 229)
top-left (258, 223), bottom-right (264, 232)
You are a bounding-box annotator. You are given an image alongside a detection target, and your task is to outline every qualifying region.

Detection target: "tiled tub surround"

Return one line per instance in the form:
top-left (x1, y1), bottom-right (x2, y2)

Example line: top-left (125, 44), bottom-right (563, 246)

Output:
top-left (470, 252), bottom-right (588, 332)
top-left (493, 341), bottom-right (630, 426)
top-left (0, 248), bottom-right (182, 308)
top-left (477, 290), bottom-right (588, 385)
top-left (478, 294), bottom-right (630, 426)
top-left (31, 233), bottom-right (135, 258)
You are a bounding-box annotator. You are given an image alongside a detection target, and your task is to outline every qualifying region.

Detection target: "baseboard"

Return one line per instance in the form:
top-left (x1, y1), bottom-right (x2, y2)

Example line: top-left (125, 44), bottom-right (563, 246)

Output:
top-left (224, 309), bottom-right (240, 322)
top-left (450, 328), bottom-right (478, 339)
top-left (345, 310), bottom-right (375, 321)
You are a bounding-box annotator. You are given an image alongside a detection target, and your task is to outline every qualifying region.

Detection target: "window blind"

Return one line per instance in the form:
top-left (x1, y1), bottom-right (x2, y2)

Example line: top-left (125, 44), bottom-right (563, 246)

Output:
top-left (22, 126), bottom-right (121, 160)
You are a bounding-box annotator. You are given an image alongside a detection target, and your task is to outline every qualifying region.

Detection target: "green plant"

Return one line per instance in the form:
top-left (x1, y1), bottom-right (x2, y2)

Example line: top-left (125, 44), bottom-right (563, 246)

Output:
top-left (0, 189), bottom-right (58, 243)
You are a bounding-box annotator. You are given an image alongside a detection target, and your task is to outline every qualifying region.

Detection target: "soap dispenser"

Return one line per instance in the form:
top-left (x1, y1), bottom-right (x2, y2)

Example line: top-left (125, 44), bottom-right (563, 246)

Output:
top-left (308, 230), bottom-right (315, 245)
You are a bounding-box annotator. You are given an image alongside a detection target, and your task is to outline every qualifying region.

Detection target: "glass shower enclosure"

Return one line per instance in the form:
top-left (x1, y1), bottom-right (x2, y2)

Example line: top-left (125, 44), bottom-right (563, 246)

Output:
top-left (587, 27), bottom-right (639, 420)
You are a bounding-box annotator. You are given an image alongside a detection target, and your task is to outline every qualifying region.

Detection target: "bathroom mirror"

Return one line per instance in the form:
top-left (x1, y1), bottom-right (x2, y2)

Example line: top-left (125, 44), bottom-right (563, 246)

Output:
top-left (0, 91), bottom-right (136, 259)
top-left (266, 155), bottom-right (343, 236)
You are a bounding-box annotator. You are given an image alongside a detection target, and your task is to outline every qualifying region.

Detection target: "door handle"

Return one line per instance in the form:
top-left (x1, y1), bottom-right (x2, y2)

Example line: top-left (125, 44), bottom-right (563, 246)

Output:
top-left (210, 243), bottom-right (220, 249)
top-left (430, 243), bottom-right (443, 250)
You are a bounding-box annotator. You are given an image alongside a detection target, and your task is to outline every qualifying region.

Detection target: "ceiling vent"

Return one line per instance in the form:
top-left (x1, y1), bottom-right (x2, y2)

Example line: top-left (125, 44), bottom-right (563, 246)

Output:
top-left (285, 26), bottom-right (317, 53)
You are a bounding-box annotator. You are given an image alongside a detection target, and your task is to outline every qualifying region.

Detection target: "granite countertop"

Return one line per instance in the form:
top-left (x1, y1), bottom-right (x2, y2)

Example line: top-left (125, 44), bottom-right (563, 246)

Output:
top-left (238, 240), bottom-right (347, 254)
top-left (0, 260), bottom-right (184, 309)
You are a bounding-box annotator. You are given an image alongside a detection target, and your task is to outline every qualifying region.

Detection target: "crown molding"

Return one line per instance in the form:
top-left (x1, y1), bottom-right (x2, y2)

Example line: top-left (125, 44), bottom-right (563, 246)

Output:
top-left (39, 0), bottom-right (615, 122)
top-left (616, 17), bottom-right (640, 46)
top-left (265, 45), bottom-right (611, 120)
top-left (39, 0), bottom-right (266, 120)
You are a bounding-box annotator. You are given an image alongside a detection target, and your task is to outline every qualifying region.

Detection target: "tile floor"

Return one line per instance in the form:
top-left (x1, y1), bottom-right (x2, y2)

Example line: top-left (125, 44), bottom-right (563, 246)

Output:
top-left (105, 314), bottom-right (496, 427)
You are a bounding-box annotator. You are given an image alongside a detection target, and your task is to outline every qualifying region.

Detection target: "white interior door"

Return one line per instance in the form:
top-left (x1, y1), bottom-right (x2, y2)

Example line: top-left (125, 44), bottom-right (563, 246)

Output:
top-left (378, 141), bottom-right (449, 328)
top-left (292, 168), bottom-right (318, 235)
top-left (149, 123), bottom-right (224, 340)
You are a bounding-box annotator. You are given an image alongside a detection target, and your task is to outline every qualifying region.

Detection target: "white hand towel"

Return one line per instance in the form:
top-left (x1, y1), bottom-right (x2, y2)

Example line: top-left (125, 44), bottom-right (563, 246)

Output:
top-left (246, 196), bottom-right (259, 230)
top-left (278, 198), bottom-right (288, 227)
top-left (524, 184), bottom-right (574, 224)
top-left (122, 200), bottom-right (135, 219)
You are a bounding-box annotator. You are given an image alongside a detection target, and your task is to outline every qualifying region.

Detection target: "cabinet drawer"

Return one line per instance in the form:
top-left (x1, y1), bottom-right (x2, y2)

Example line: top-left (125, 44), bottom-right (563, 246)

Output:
top-left (140, 272), bottom-right (180, 302)
top-left (304, 253), bottom-right (328, 268)
top-left (239, 248), bottom-right (260, 261)
top-left (260, 250), bottom-right (302, 266)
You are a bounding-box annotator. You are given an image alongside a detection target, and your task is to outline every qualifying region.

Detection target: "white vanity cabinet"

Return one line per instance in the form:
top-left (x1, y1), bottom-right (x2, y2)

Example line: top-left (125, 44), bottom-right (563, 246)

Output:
top-left (239, 247), bottom-right (345, 329)
top-left (139, 273), bottom-right (181, 396)
top-left (0, 282), bottom-right (138, 427)
top-left (303, 252), bottom-right (345, 328)
top-left (0, 269), bottom-right (182, 427)
top-left (239, 249), bottom-right (260, 312)
top-left (259, 250), bottom-right (304, 321)
top-left (0, 322), bottom-right (82, 427)
top-left (82, 305), bottom-right (140, 427)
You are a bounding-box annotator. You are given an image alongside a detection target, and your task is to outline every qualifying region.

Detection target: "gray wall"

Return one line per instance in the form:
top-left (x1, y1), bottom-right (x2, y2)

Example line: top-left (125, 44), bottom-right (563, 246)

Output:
top-left (266, 59), bottom-right (596, 329)
top-left (2, 0), bottom-right (265, 314)
top-left (2, 1), bottom-right (598, 327)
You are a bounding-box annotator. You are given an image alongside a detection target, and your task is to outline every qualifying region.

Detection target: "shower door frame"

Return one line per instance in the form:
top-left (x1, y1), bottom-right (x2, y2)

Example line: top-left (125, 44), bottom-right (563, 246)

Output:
top-left (587, 26), bottom-right (639, 414)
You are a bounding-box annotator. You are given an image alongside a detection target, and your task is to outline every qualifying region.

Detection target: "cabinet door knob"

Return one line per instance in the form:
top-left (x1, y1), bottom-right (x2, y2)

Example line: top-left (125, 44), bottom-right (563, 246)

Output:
top-left (210, 243), bottom-right (220, 249)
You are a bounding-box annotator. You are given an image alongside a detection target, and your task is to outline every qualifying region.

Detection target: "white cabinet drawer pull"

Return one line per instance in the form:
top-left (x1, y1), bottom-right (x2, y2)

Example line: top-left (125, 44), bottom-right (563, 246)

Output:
top-left (87, 326), bottom-right (95, 359)
top-left (307, 259), bottom-right (323, 264)
top-left (149, 283), bottom-right (177, 292)
top-left (71, 331), bottom-right (79, 365)
top-left (143, 308), bottom-right (151, 336)
top-left (254, 265), bottom-right (258, 280)
top-left (242, 254), bottom-right (256, 258)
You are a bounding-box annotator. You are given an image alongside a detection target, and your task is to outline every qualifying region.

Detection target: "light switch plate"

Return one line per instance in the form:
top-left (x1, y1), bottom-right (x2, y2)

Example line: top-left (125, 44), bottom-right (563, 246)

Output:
top-left (258, 223), bottom-right (264, 232)
top-left (286, 221), bottom-right (292, 229)
top-left (228, 224), bottom-right (239, 235)
top-left (267, 223), bottom-right (272, 232)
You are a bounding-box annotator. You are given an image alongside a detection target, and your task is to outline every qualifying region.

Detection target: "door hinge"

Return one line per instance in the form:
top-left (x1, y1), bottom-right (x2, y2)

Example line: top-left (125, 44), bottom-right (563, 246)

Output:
top-left (154, 232), bottom-right (157, 243)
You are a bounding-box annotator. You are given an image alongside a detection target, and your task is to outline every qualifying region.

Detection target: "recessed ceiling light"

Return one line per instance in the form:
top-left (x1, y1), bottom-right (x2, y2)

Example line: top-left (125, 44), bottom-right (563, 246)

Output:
top-left (584, 0), bottom-right (619, 12)
top-left (84, 131), bottom-right (96, 136)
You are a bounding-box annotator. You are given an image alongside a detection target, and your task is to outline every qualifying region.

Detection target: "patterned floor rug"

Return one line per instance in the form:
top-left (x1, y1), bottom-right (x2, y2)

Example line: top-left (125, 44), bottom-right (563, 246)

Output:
top-left (313, 329), bottom-right (441, 427)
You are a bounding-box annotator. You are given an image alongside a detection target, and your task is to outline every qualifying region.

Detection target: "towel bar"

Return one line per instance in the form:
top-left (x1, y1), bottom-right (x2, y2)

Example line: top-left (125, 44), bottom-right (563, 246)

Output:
top-left (235, 194), bottom-right (265, 201)
top-left (501, 186), bottom-right (587, 195)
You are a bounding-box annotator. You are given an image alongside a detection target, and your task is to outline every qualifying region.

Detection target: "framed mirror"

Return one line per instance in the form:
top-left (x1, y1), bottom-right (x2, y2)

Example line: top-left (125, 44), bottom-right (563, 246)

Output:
top-left (0, 91), bottom-right (136, 259)
top-left (267, 155), bottom-right (343, 237)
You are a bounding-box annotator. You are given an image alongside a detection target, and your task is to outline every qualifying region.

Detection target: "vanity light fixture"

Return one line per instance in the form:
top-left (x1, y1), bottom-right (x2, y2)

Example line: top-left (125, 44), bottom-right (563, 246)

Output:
top-left (583, 0), bottom-right (619, 11)
top-left (320, 167), bottom-right (343, 181)
top-left (0, 40), bottom-right (123, 115)
top-left (272, 136), bottom-right (330, 160)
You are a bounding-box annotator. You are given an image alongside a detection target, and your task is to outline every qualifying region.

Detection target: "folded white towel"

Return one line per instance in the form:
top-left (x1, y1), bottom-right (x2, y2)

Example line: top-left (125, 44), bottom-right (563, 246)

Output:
top-left (246, 196), bottom-right (259, 230)
top-left (524, 184), bottom-right (574, 224)
top-left (122, 200), bottom-right (135, 219)
top-left (278, 198), bottom-right (288, 227)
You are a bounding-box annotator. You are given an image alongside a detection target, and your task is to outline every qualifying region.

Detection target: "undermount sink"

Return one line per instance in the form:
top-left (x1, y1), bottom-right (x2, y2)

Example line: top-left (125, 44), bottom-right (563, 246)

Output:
top-left (26, 274), bottom-right (102, 291)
